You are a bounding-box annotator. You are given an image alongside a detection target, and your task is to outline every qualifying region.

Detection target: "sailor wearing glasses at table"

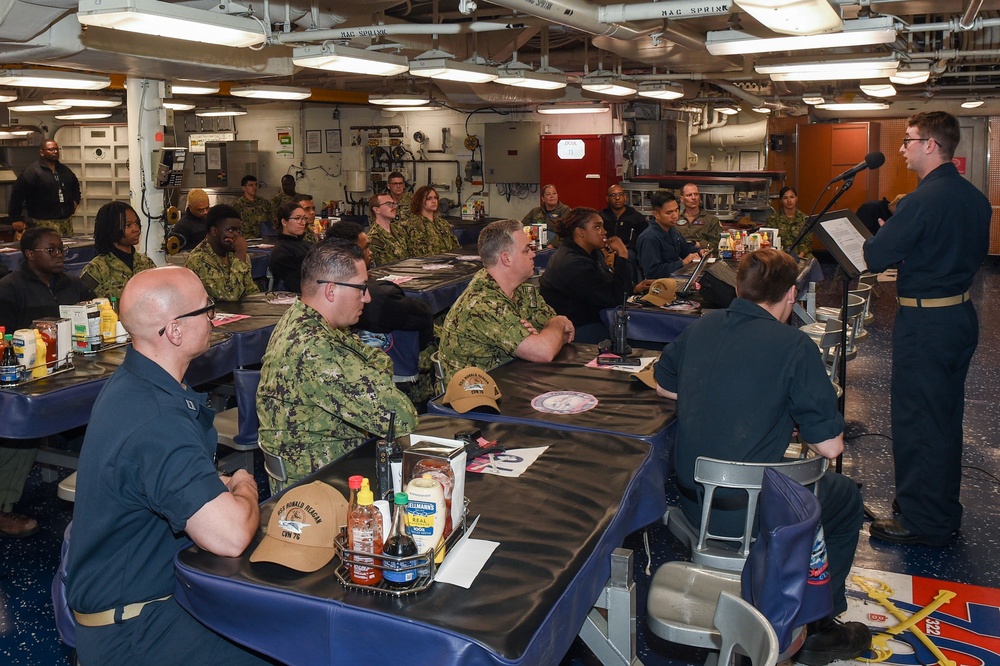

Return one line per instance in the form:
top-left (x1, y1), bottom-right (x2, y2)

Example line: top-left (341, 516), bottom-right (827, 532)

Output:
top-left (0, 226), bottom-right (94, 539)
top-left (369, 171), bottom-right (413, 226)
top-left (257, 239), bottom-right (417, 486)
top-left (67, 266), bottom-right (270, 666)
top-left (81, 201), bottom-right (158, 302)
top-left (599, 184), bottom-right (648, 249)
top-left (367, 191), bottom-right (414, 265)
top-left (267, 201), bottom-right (314, 293)
top-left (184, 204), bottom-right (260, 302)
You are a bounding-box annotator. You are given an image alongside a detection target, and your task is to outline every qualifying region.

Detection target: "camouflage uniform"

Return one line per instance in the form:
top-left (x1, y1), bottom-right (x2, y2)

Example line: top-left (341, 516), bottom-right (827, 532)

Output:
top-left (271, 192), bottom-right (295, 211)
top-left (232, 195), bottom-right (274, 239)
top-left (521, 202), bottom-right (571, 248)
top-left (766, 209), bottom-right (813, 259)
top-left (257, 299), bottom-right (417, 485)
top-left (368, 192), bottom-right (413, 225)
top-left (404, 214), bottom-right (459, 256)
top-left (183, 239), bottom-right (260, 301)
top-left (33, 218), bottom-right (74, 237)
top-left (676, 210), bottom-right (722, 250)
top-left (80, 252), bottom-right (157, 302)
top-left (367, 221), bottom-right (413, 265)
top-left (438, 268), bottom-right (556, 384)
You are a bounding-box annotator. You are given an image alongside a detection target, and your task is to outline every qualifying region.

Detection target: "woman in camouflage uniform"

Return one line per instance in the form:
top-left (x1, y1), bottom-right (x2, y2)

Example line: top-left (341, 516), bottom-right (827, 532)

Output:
top-left (81, 201), bottom-right (157, 301)
top-left (766, 186), bottom-right (813, 259)
top-left (405, 185), bottom-right (459, 256)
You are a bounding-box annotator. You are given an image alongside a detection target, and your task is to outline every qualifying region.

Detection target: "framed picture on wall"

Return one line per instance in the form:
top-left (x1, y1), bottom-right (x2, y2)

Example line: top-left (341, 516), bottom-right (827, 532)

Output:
top-left (326, 129), bottom-right (341, 154)
top-left (305, 130), bottom-right (322, 154)
top-left (739, 150), bottom-right (760, 170)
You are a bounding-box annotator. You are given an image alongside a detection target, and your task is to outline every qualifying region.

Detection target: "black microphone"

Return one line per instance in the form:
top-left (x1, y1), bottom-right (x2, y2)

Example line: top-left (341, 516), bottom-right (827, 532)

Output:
top-left (833, 151), bottom-right (885, 182)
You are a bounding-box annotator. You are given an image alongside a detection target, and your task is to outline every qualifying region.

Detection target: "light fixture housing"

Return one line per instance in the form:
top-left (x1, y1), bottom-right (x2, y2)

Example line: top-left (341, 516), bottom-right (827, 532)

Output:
top-left (733, 0), bottom-right (843, 35)
top-left (889, 64), bottom-right (931, 85)
top-left (0, 89), bottom-right (16, 103)
top-left (961, 97), bottom-right (985, 109)
top-left (495, 63), bottom-right (567, 91)
top-left (171, 81), bottom-right (221, 95)
top-left (409, 51), bottom-right (497, 84)
top-left (536, 103), bottom-right (609, 115)
top-left (7, 102), bottom-right (71, 112)
top-left (752, 106), bottom-right (772, 114)
top-left (368, 93), bottom-right (429, 106)
top-left (77, 0), bottom-right (265, 48)
top-left (756, 55), bottom-right (898, 81)
top-left (636, 82), bottom-right (685, 100)
top-left (815, 101), bottom-right (889, 111)
top-left (43, 94), bottom-right (121, 108)
top-left (859, 80), bottom-right (896, 97)
top-left (716, 104), bottom-right (740, 115)
top-left (54, 112), bottom-right (114, 120)
top-left (230, 85), bottom-right (311, 101)
top-left (381, 104), bottom-right (444, 112)
top-left (163, 100), bottom-right (197, 111)
top-left (293, 44), bottom-right (409, 77)
top-left (195, 105), bottom-right (248, 117)
top-left (706, 16), bottom-right (895, 55)
top-left (0, 69), bottom-right (111, 90)
top-left (802, 94), bottom-right (826, 105)
top-left (581, 71), bottom-right (637, 97)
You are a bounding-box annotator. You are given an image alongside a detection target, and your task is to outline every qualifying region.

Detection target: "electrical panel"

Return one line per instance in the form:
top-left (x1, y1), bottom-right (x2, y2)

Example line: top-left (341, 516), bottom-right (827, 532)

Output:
top-left (484, 122), bottom-right (540, 183)
top-left (152, 148), bottom-right (187, 188)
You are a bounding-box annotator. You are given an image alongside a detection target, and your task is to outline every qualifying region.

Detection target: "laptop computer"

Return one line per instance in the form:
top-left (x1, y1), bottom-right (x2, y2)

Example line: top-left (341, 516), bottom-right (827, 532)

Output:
top-left (676, 253), bottom-right (713, 297)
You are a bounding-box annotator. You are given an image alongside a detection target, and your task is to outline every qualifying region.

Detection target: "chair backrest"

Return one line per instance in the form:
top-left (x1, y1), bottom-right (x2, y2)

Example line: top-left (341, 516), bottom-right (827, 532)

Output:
top-left (233, 369), bottom-right (262, 447)
top-left (741, 467), bottom-right (832, 653)
top-left (817, 320), bottom-right (843, 385)
top-left (714, 591), bottom-right (779, 666)
top-left (261, 447), bottom-right (288, 491)
top-left (691, 456), bottom-right (827, 569)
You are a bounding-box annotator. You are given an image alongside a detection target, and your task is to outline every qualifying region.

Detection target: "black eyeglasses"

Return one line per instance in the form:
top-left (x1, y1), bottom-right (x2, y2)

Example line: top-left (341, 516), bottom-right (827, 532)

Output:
top-left (902, 137), bottom-right (930, 146)
top-left (316, 280), bottom-right (369, 295)
top-left (31, 246), bottom-right (65, 256)
top-left (607, 192), bottom-right (626, 198)
top-left (158, 299), bottom-right (216, 336)
top-left (376, 202), bottom-right (398, 208)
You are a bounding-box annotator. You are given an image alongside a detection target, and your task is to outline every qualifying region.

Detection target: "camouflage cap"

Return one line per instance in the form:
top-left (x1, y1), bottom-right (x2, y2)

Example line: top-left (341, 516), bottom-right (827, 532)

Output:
top-left (641, 278), bottom-right (678, 307)
top-left (250, 481), bottom-right (349, 572)
top-left (443, 367), bottom-right (502, 414)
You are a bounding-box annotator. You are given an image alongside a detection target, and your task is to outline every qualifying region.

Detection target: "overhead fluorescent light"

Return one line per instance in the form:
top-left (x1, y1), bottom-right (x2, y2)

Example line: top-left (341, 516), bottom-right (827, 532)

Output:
top-left (859, 81), bottom-right (896, 97)
top-left (230, 85), bottom-right (311, 101)
top-left (409, 51), bottom-right (497, 84)
top-left (815, 101), bottom-right (889, 110)
top-left (537, 103), bottom-right (609, 115)
top-left (581, 71), bottom-right (637, 97)
top-left (961, 97), bottom-right (985, 109)
top-left (293, 44), bottom-right (409, 77)
top-left (7, 102), bottom-right (71, 112)
top-left (368, 93), bottom-right (428, 106)
top-left (717, 104), bottom-right (740, 115)
top-left (0, 89), bottom-right (16, 103)
top-left (752, 106), bottom-right (772, 113)
top-left (889, 64), bottom-right (931, 85)
top-left (637, 82), bottom-right (685, 100)
top-left (54, 112), bottom-right (114, 120)
top-left (757, 55), bottom-right (898, 81)
top-left (706, 17), bottom-right (895, 55)
top-left (171, 81), bottom-right (220, 95)
top-left (163, 100), bottom-right (197, 111)
top-left (0, 69), bottom-right (111, 90)
top-left (43, 94), bottom-right (121, 107)
top-left (495, 63), bottom-right (567, 91)
top-left (802, 94), bottom-right (825, 105)
top-left (77, 0), bottom-right (265, 48)
top-left (733, 0), bottom-right (843, 35)
top-left (195, 105), bottom-right (248, 117)
top-left (381, 104), bottom-right (444, 112)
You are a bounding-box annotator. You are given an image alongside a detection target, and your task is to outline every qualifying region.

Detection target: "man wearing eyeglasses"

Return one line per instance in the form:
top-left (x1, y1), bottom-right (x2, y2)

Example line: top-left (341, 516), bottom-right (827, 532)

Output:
top-left (369, 171), bottom-right (413, 227)
top-left (67, 266), bottom-right (269, 665)
top-left (864, 111), bottom-right (991, 548)
top-left (367, 192), bottom-right (413, 265)
top-left (184, 204), bottom-right (260, 301)
top-left (257, 240), bottom-right (417, 485)
top-left (8, 139), bottom-right (81, 237)
top-left (0, 226), bottom-right (94, 538)
top-left (599, 184), bottom-right (648, 249)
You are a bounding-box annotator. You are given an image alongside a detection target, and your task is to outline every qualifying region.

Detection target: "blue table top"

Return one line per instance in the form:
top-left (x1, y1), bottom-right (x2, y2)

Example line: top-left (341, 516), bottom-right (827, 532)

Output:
top-left (175, 415), bottom-right (666, 666)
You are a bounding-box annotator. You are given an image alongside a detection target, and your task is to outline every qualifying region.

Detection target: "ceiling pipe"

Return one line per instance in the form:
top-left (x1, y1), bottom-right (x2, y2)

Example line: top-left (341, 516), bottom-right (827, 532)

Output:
top-left (273, 19), bottom-right (545, 43)
top-left (598, 0), bottom-right (732, 24)
top-left (960, 0), bottom-right (985, 30)
top-left (900, 16), bottom-right (1000, 33)
top-left (485, 0), bottom-right (660, 40)
top-left (708, 80), bottom-right (765, 107)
